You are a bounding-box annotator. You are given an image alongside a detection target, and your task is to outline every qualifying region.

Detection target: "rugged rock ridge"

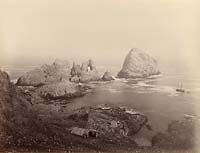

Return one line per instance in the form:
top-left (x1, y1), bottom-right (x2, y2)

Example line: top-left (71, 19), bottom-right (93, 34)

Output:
top-left (37, 80), bottom-right (89, 100)
top-left (16, 59), bottom-right (101, 86)
top-left (117, 48), bottom-right (160, 78)
top-left (69, 105), bottom-right (148, 138)
top-left (70, 59), bottom-right (101, 83)
top-left (16, 59), bottom-right (71, 87)
top-left (17, 81), bottom-right (91, 105)
top-left (15, 59), bottom-right (99, 104)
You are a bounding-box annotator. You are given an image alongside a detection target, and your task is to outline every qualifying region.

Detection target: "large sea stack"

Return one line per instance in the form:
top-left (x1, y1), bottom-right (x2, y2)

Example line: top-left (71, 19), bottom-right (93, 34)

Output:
top-left (117, 48), bottom-right (160, 79)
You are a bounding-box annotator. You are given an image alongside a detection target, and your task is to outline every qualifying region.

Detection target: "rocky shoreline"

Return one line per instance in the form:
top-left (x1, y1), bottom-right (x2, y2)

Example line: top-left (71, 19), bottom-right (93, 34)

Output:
top-left (0, 69), bottom-right (148, 150)
top-left (0, 49), bottom-right (198, 152)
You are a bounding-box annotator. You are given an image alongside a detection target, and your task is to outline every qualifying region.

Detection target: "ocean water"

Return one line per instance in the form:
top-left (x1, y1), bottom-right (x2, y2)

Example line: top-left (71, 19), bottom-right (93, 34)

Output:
top-left (2, 65), bottom-right (200, 139)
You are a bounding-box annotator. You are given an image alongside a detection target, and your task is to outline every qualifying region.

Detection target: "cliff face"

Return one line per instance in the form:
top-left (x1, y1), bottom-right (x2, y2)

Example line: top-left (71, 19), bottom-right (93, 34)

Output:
top-left (0, 71), bottom-right (13, 146)
top-left (117, 48), bottom-right (160, 78)
top-left (0, 70), bottom-right (34, 147)
top-left (0, 70), bottom-right (13, 111)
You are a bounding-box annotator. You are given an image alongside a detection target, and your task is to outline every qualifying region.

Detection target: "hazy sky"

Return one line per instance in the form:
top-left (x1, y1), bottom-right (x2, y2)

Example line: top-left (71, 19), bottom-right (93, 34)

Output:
top-left (0, 0), bottom-right (199, 71)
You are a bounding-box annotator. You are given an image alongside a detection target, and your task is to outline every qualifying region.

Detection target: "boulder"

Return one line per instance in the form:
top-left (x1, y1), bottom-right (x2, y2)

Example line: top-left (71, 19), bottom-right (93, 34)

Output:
top-left (37, 80), bottom-right (88, 100)
top-left (70, 59), bottom-right (101, 83)
top-left (117, 48), bottom-right (160, 78)
top-left (68, 105), bottom-right (148, 139)
top-left (152, 119), bottom-right (196, 149)
top-left (16, 59), bottom-right (71, 86)
top-left (102, 71), bottom-right (115, 81)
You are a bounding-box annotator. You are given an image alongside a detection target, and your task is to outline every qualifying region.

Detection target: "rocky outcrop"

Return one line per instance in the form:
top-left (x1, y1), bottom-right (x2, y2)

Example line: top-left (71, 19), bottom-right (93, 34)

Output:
top-left (70, 59), bottom-right (101, 83)
top-left (79, 71), bottom-right (101, 83)
top-left (88, 106), bottom-right (147, 137)
top-left (152, 119), bottom-right (196, 149)
top-left (15, 59), bottom-right (94, 104)
top-left (117, 48), bottom-right (160, 78)
top-left (16, 59), bottom-right (71, 87)
top-left (37, 80), bottom-right (89, 100)
top-left (0, 69), bottom-right (80, 148)
top-left (68, 105), bottom-right (148, 139)
top-left (16, 59), bottom-right (102, 86)
top-left (102, 71), bottom-right (115, 81)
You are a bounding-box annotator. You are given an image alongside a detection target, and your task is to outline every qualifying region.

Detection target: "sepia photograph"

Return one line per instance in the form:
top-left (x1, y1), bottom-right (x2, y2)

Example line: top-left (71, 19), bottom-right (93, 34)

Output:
top-left (0, 0), bottom-right (199, 152)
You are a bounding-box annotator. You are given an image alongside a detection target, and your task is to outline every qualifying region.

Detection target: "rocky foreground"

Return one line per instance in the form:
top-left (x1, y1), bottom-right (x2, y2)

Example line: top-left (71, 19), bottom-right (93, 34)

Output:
top-left (0, 69), bottom-right (149, 150)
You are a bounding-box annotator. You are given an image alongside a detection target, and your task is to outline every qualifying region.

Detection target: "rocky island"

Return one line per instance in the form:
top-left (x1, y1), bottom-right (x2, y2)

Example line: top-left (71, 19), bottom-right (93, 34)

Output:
top-left (16, 59), bottom-right (102, 86)
top-left (117, 48), bottom-right (160, 79)
top-left (16, 59), bottom-right (72, 87)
